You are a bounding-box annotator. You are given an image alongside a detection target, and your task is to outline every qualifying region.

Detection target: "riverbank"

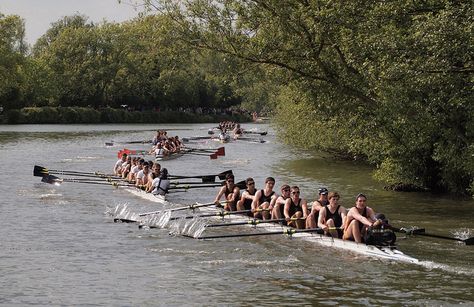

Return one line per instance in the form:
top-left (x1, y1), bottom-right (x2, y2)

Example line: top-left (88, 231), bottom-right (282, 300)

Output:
top-left (0, 107), bottom-right (252, 124)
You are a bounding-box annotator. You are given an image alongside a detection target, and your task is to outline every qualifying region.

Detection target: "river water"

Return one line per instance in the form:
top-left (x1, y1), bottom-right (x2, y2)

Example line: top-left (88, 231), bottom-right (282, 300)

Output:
top-left (0, 123), bottom-right (472, 306)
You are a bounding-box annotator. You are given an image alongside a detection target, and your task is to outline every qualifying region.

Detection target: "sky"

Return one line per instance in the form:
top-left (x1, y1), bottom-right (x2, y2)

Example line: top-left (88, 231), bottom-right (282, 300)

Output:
top-left (0, 0), bottom-right (142, 45)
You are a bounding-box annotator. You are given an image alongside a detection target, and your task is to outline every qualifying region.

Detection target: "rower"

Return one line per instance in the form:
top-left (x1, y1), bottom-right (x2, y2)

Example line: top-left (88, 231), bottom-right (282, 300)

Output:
top-left (152, 130), bottom-right (160, 145)
top-left (214, 174), bottom-right (240, 211)
top-left (145, 162), bottom-right (161, 192)
top-left (271, 184), bottom-right (291, 220)
top-left (114, 153), bottom-right (127, 176)
top-left (343, 193), bottom-right (381, 243)
top-left (251, 177), bottom-right (277, 220)
top-left (151, 168), bottom-right (170, 196)
top-left (120, 155), bottom-right (132, 179)
top-left (232, 124), bottom-right (243, 139)
top-left (135, 161), bottom-right (150, 188)
top-left (128, 158), bottom-right (144, 182)
top-left (236, 177), bottom-right (257, 215)
top-left (318, 191), bottom-right (347, 238)
top-left (283, 186), bottom-right (308, 229)
top-left (306, 187), bottom-right (329, 229)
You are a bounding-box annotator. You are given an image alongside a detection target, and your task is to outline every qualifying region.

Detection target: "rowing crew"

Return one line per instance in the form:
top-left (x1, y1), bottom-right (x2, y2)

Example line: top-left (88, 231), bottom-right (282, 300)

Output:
top-left (150, 134), bottom-right (184, 157)
top-left (113, 153), bottom-right (170, 195)
top-left (214, 175), bottom-right (395, 245)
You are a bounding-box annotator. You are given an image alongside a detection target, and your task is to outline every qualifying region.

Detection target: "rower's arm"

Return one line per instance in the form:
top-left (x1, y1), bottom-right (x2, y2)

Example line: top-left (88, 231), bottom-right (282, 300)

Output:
top-left (351, 208), bottom-right (373, 227)
top-left (251, 190), bottom-right (262, 210)
top-left (232, 187), bottom-right (241, 202)
top-left (301, 199), bottom-right (309, 218)
top-left (268, 194), bottom-right (278, 210)
top-left (317, 207), bottom-right (326, 229)
top-left (283, 199), bottom-right (291, 219)
top-left (214, 186), bottom-right (225, 204)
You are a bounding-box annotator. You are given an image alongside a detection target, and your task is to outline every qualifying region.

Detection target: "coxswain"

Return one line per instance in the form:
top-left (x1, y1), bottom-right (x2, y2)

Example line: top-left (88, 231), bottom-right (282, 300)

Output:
top-left (251, 177), bottom-right (277, 220)
top-left (214, 174), bottom-right (240, 211)
top-left (271, 184), bottom-right (291, 220)
top-left (342, 193), bottom-right (381, 243)
top-left (318, 191), bottom-right (347, 238)
top-left (306, 187), bottom-right (329, 229)
top-left (151, 168), bottom-right (170, 196)
top-left (236, 177), bottom-right (257, 215)
top-left (283, 186), bottom-right (308, 229)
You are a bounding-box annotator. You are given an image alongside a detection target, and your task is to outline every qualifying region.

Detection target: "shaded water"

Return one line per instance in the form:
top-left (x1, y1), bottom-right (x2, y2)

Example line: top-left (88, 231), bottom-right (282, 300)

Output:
top-left (0, 123), bottom-right (472, 306)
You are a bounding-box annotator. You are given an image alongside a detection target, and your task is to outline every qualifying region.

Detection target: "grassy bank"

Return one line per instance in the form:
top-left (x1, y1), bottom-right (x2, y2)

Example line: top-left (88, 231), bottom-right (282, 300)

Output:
top-left (0, 107), bottom-right (251, 124)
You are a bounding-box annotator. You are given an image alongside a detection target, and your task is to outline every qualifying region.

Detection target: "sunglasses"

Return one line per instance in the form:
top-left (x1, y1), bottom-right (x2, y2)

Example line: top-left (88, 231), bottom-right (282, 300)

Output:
top-left (247, 182), bottom-right (255, 185)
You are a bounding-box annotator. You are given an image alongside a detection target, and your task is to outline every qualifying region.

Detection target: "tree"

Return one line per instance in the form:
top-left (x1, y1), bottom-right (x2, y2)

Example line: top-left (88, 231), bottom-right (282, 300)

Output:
top-left (142, 0), bottom-right (473, 195)
top-left (0, 13), bottom-right (27, 109)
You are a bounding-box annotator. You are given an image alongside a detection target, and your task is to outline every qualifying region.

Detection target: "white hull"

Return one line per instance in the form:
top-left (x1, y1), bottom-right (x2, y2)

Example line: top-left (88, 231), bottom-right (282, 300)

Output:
top-left (155, 152), bottom-right (184, 161)
top-left (196, 203), bottom-right (419, 264)
top-left (124, 188), bottom-right (169, 205)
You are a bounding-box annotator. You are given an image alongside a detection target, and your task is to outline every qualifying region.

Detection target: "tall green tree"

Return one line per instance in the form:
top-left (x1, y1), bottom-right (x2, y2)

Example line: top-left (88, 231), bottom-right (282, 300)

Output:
top-left (0, 13), bottom-right (27, 110)
top-left (143, 0), bottom-right (473, 195)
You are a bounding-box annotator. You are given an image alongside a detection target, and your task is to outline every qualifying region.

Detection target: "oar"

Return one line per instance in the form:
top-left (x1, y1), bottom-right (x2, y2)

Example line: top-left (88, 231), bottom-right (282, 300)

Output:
top-left (139, 201), bottom-right (228, 216)
top-left (181, 136), bottom-right (213, 142)
top-left (114, 201), bottom-right (229, 223)
top-left (40, 174), bottom-right (133, 187)
top-left (181, 151), bottom-right (219, 159)
top-left (169, 170), bottom-right (233, 181)
top-left (61, 177), bottom-right (123, 182)
top-left (237, 137), bottom-right (266, 143)
top-left (196, 228), bottom-right (324, 239)
top-left (170, 183), bottom-right (223, 190)
top-left (393, 227), bottom-right (474, 245)
top-left (106, 140), bottom-right (152, 146)
top-left (118, 149), bottom-right (150, 158)
top-left (243, 130), bottom-right (268, 136)
top-left (41, 174), bottom-right (223, 190)
top-left (205, 217), bottom-right (306, 228)
top-left (185, 147), bottom-right (225, 156)
top-left (34, 165), bottom-right (119, 179)
top-left (140, 208), bottom-right (272, 228)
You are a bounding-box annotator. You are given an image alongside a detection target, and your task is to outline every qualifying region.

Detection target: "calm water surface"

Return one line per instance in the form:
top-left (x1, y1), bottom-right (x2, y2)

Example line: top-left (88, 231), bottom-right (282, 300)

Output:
top-left (0, 123), bottom-right (473, 306)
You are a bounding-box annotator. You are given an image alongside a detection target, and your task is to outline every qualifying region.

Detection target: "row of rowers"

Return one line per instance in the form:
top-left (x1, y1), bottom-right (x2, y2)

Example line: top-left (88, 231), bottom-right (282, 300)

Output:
top-left (113, 154), bottom-right (170, 194)
top-left (150, 130), bottom-right (185, 156)
top-left (214, 175), bottom-right (384, 243)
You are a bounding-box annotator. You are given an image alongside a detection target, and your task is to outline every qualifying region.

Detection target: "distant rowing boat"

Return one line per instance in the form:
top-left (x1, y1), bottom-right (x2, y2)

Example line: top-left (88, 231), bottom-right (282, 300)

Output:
top-left (155, 152), bottom-right (185, 161)
top-left (195, 203), bottom-right (419, 263)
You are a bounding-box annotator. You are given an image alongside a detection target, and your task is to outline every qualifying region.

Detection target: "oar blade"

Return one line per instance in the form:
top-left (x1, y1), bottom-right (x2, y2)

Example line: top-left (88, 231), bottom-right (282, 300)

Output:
top-left (201, 176), bottom-right (216, 183)
top-left (215, 147), bottom-right (225, 156)
top-left (34, 165), bottom-right (49, 177)
top-left (235, 180), bottom-right (246, 189)
top-left (217, 170), bottom-right (233, 180)
top-left (464, 237), bottom-right (474, 245)
top-left (210, 153), bottom-right (218, 159)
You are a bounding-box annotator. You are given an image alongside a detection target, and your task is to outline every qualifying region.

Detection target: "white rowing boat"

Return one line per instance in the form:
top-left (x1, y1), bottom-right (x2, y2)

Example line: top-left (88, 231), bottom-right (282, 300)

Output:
top-left (155, 152), bottom-right (185, 161)
top-left (195, 203), bottom-right (419, 264)
top-left (124, 187), bottom-right (169, 205)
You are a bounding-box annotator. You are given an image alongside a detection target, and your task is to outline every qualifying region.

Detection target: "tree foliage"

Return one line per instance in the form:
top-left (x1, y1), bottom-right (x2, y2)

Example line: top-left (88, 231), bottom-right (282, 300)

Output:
top-left (0, 13), bottom-right (27, 109)
top-left (143, 0), bottom-right (473, 195)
